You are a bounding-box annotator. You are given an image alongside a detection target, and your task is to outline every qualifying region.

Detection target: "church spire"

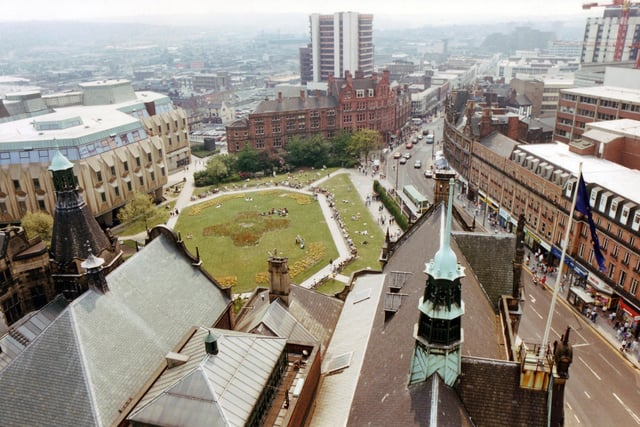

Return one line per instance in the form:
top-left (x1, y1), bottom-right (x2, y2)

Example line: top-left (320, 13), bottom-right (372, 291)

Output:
top-left (410, 179), bottom-right (465, 386)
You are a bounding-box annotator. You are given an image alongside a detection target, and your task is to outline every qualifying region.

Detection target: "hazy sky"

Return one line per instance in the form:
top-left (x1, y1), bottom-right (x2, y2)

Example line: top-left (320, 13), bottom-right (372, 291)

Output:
top-left (3, 0), bottom-right (599, 27)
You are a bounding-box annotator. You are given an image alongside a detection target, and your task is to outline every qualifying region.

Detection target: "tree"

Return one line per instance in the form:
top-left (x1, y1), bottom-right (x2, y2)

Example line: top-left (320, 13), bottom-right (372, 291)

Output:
top-left (236, 145), bottom-right (264, 173)
top-left (349, 129), bottom-right (384, 163)
top-left (194, 155), bottom-right (230, 187)
top-left (328, 130), bottom-right (357, 167)
top-left (21, 211), bottom-right (53, 246)
top-left (117, 193), bottom-right (155, 225)
top-left (285, 134), bottom-right (329, 168)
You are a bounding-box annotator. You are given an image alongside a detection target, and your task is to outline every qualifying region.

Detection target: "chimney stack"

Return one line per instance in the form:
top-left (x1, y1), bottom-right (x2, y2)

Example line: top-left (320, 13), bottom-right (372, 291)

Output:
top-left (277, 92), bottom-right (283, 103)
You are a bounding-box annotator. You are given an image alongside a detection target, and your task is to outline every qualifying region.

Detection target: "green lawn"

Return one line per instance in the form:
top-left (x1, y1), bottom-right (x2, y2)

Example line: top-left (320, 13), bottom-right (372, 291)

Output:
top-left (315, 173), bottom-right (384, 294)
top-left (174, 189), bottom-right (339, 294)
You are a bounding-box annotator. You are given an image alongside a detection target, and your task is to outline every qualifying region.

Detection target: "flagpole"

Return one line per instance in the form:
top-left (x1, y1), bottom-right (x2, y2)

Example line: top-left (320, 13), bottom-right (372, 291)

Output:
top-left (539, 162), bottom-right (582, 359)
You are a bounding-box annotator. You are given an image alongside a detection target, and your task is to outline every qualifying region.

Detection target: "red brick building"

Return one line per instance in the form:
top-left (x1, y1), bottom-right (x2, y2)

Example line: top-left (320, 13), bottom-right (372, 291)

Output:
top-left (226, 70), bottom-right (411, 154)
top-left (444, 92), bottom-right (640, 325)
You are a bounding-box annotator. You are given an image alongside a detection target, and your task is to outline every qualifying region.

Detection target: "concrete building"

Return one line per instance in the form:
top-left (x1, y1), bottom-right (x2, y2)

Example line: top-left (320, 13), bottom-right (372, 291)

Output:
top-left (0, 80), bottom-right (191, 226)
top-left (444, 93), bottom-right (640, 326)
top-left (303, 12), bottom-right (374, 84)
top-left (554, 84), bottom-right (640, 144)
top-left (226, 71), bottom-right (411, 154)
top-left (581, 2), bottom-right (640, 66)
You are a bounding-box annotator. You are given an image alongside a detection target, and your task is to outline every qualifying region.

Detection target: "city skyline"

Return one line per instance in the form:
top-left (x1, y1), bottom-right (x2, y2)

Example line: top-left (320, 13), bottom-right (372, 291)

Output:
top-left (4, 0), bottom-right (600, 29)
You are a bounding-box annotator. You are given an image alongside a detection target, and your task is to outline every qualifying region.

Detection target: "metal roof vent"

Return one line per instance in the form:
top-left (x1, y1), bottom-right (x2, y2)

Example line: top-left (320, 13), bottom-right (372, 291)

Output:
top-left (204, 331), bottom-right (219, 355)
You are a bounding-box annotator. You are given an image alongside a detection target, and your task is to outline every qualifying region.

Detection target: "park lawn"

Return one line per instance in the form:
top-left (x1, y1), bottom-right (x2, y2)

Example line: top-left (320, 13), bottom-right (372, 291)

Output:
top-left (315, 173), bottom-right (384, 295)
top-left (175, 189), bottom-right (339, 294)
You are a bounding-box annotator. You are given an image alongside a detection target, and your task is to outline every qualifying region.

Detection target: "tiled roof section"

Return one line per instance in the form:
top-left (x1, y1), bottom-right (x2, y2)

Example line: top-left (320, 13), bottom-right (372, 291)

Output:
top-left (480, 131), bottom-right (519, 158)
top-left (0, 311), bottom-right (98, 427)
top-left (455, 357), bottom-right (549, 427)
top-left (234, 286), bottom-right (342, 353)
top-left (129, 327), bottom-right (287, 427)
top-left (348, 208), bottom-right (505, 426)
top-left (453, 232), bottom-right (516, 311)
top-left (288, 284), bottom-right (343, 353)
top-left (0, 231), bottom-right (232, 426)
top-left (0, 294), bottom-right (69, 370)
top-left (253, 95), bottom-right (338, 114)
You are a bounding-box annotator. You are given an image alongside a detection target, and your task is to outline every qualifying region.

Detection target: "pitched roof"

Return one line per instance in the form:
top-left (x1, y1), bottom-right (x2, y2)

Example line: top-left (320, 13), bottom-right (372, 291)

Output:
top-left (455, 357), bottom-right (549, 427)
top-left (128, 328), bottom-right (287, 427)
top-left (253, 95), bottom-right (338, 114)
top-left (453, 231), bottom-right (516, 311)
top-left (235, 285), bottom-right (343, 354)
top-left (0, 230), bottom-right (232, 426)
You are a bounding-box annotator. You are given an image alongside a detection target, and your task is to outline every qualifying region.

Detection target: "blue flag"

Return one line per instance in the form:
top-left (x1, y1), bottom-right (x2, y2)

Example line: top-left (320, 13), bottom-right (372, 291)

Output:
top-left (575, 174), bottom-right (606, 272)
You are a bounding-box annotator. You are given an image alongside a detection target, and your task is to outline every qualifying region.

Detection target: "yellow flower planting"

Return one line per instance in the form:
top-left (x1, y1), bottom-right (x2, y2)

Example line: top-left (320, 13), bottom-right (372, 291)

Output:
top-left (216, 276), bottom-right (238, 287)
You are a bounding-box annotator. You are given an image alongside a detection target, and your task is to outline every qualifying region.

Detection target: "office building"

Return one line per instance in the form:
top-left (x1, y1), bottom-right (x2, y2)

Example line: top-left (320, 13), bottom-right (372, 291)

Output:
top-left (581, 2), bottom-right (640, 66)
top-left (0, 80), bottom-right (191, 226)
top-left (301, 12), bottom-right (374, 84)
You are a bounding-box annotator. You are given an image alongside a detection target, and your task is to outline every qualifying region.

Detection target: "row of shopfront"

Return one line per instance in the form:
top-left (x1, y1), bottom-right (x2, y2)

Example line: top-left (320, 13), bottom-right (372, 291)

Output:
top-left (473, 189), bottom-right (640, 334)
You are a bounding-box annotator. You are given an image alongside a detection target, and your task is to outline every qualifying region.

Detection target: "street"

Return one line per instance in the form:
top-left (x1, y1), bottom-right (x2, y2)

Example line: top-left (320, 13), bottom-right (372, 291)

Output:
top-left (519, 272), bottom-right (640, 427)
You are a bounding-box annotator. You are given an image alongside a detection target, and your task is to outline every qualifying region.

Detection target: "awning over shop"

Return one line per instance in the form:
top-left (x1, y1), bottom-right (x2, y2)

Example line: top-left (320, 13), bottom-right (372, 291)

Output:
top-left (619, 300), bottom-right (640, 319)
top-left (587, 273), bottom-right (614, 296)
top-left (571, 287), bottom-right (595, 305)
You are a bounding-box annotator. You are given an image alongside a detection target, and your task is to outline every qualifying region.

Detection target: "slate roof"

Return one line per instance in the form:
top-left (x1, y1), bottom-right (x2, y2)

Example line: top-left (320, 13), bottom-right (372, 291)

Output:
top-left (128, 327), bottom-right (287, 427)
top-left (347, 206), bottom-right (505, 426)
top-left (234, 285), bottom-right (343, 354)
top-left (480, 131), bottom-right (519, 158)
top-left (455, 357), bottom-right (548, 427)
top-left (253, 95), bottom-right (338, 114)
top-left (0, 230), bottom-right (232, 427)
top-left (453, 232), bottom-right (516, 311)
top-left (0, 295), bottom-right (69, 371)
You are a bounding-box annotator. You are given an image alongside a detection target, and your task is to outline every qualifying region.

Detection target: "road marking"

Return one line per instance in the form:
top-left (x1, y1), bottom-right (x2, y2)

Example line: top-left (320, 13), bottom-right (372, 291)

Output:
top-left (599, 353), bottom-right (622, 376)
top-left (567, 403), bottom-right (572, 410)
top-left (551, 326), bottom-right (559, 338)
top-left (530, 306), bottom-right (543, 320)
top-left (584, 390), bottom-right (591, 399)
top-left (613, 393), bottom-right (640, 424)
top-left (573, 414), bottom-right (581, 424)
top-left (574, 329), bottom-right (588, 343)
top-left (529, 295), bottom-right (536, 304)
top-left (578, 356), bottom-right (601, 380)
top-left (572, 343), bottom-right (592, 348)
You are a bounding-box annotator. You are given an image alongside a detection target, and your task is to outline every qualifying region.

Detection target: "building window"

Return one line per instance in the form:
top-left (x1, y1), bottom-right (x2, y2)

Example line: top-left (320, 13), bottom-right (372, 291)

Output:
top-left (368, 89), bottom-right (374, 97)
top-left (343, 103), bottom-right (352, 112)
top-left (18, 201), bottom-right (27, 215)
top-left (274, 137), bottom-right (282, 148)
top-left (356, 90), bottom-right (364, 98)
top-left (100, 192), bottom-right (107, 203)
top-left (110, 166), bottom-right (116, 176)
top-left (139, 177), bottom-right (144, 186)
top-left (161, 167), bottom-right (166, 177)
top-left (256, 138), bottom-right (265, 149)
top-left (608, 263), bottom-right (614, 279)
top-left (619, 270), bottom-right (627, 288)
top-left (623, 251), bottom-right (631, 265)
top-left (127, 182), bottom-right (132, 192)
top-left (136, 157), bottom-right (141, 167)
top-left (114, 186), bottom-right (120, 197)
top-left (631, 278), bottom-right (639, 295)
top-left (32, 178), bottom-right (41, 190)
top-left (12, 180), bottom-right (20, 190)
top-left (123, 162), bottom-right (129, 172)
top-left (38, 200), bottom-right (46, 211)
top-left (273, 124), bottom-right (281, 133)
top-left (0, 202), bottom-right (7, 214)
top-left (150, 172), bottom-right (155, 181)
top-left (343, 115), bottom-right (353, 123)
top-left (96, 171), bottom-right (102, 182)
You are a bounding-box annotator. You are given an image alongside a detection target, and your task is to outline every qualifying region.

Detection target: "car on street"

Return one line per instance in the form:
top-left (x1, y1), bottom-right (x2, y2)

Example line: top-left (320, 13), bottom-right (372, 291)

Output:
top-left (393, 152), bottom-right (401, 159)
top-left (424, 170), bottom-right (433, 178)
top-left (414, 160), bottom-right (422, 169)
top-left (399, 157), bottom-right (408, 164)
top-left (402, 152), bottom-right (411, 159)
top-left (406, 142), bottom-right (413, 149)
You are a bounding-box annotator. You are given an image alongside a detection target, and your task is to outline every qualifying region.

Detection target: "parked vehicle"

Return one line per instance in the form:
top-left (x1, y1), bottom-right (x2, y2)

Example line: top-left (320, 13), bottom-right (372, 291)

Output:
top-left (414, 160), bottom-right (422, 169)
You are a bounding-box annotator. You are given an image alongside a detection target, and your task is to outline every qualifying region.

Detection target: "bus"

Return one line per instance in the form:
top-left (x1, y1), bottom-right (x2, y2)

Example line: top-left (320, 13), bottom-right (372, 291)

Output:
top-left (403, 185), bottom-right (429, 213)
